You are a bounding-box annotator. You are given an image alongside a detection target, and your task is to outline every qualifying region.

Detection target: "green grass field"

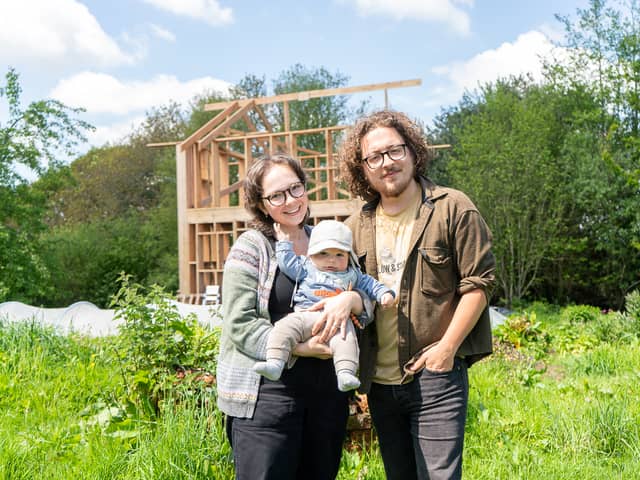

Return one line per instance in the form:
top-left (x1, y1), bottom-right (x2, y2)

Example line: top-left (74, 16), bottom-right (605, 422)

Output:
top-left (1, 295), bottom-right (639, 479)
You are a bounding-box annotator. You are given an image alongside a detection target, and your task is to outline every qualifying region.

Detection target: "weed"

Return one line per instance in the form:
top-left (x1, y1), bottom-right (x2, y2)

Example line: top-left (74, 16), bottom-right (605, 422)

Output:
top-left (493, 311), bottom-right (551, 359)
top-left (110, 274), bottom-right (219, 419)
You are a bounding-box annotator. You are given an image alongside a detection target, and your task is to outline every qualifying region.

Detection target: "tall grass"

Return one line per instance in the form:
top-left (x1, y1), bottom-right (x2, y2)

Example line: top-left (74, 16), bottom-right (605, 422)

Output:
top-left (465, 300), bottom-right (640, 479)
top-left (1, 292), bottom-right (639, 479)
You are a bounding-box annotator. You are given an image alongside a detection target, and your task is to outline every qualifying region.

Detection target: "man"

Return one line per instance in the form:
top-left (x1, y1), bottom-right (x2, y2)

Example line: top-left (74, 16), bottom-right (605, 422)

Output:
top-left (337, 110), bottom-right (496, 480)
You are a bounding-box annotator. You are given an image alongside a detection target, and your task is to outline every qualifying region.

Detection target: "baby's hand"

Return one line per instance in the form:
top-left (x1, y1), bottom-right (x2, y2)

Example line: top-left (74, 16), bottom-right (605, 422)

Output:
top-left (274, 223), bottom-right (290, 242)
top-left (380, 292), bottom-right (395, 308)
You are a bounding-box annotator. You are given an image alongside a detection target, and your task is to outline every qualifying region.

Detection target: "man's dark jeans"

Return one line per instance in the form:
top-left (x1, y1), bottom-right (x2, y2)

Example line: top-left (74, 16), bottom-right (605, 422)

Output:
top-left (368, 357), bottom-right (469, 480)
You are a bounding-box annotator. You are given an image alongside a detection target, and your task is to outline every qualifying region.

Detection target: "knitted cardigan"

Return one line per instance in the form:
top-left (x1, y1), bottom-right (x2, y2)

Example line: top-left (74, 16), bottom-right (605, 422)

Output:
top-left (216, 228), bottom-right (279, 418)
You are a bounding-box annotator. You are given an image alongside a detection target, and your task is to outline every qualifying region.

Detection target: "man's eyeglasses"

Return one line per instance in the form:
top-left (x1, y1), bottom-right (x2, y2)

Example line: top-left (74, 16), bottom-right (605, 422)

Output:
top-left (262, 181), bottom-right (306, 206)
top-left (362, 144), bottom-right (407, 170)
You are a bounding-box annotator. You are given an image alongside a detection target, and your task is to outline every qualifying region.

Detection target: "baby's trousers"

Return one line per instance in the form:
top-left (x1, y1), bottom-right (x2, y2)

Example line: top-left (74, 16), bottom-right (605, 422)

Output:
top-left (267, 310), bottom-right (359, 375)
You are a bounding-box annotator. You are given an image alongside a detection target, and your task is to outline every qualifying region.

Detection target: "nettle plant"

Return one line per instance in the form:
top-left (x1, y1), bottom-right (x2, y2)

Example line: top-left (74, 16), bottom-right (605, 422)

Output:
top-left (110, 274), bottom-right (220, 418)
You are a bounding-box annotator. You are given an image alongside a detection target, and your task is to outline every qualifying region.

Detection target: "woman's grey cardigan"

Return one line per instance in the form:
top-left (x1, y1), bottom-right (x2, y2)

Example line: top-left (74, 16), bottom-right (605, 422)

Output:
top-left (216, 226), bottom-right (372, 419)
top-left (216, 229), bottom-right (280, 418)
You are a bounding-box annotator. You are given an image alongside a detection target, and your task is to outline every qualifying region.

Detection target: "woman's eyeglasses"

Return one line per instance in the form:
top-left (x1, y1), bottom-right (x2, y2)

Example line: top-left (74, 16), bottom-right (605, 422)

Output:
top-left (362, 144), bottom-right (407, 169)
top-left (262, 181), bottom-right (306, 206)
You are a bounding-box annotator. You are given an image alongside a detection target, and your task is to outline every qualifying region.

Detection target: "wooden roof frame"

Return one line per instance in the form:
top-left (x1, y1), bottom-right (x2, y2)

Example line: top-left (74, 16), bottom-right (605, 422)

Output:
top-left (171, 78), bottom-right (427, 300)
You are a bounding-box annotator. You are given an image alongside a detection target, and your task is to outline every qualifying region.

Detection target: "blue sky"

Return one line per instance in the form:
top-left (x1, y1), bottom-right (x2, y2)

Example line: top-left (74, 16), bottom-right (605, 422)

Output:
top-left (1, 0), bottom-right (587, 151)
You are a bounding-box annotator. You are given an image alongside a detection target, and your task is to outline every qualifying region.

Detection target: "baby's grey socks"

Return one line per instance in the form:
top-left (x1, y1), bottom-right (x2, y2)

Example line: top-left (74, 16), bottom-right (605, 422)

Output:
top-left (254, 360), bottom-right (361, 392)
top-left (337, 370), bottom-right (360, 392)
top-left (254, 359), bottom-right (286, 381)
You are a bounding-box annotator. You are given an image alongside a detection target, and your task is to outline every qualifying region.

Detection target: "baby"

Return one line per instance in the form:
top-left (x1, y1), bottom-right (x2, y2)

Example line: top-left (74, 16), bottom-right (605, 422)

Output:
top-left (254, 220), bottom-right (395, 391)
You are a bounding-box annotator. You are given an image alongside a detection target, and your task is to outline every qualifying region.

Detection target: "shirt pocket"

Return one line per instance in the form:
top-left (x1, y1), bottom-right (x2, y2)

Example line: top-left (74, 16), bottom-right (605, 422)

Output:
top-left (419, 247), bottom-right (454, 296)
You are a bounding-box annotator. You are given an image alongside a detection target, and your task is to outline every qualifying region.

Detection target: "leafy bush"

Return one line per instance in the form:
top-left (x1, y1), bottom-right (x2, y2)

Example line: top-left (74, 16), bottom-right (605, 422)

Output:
top-left (561, 304), bottom-right (602, 324)
top-left (624, 289), bottom-right (640, 328)
top-left (552, 322), bottom-right (599, 354)
top-left (39, 217), bottom-right (158, 307)
top-left (493, 311), bottom-right (552, 359)
top-left (110, 274), bottom-right (220, 418)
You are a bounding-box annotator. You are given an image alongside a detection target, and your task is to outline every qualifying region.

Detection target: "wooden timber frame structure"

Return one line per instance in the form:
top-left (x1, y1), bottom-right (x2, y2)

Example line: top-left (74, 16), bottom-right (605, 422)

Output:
top-left (172, 79), bottom-right (421, 302)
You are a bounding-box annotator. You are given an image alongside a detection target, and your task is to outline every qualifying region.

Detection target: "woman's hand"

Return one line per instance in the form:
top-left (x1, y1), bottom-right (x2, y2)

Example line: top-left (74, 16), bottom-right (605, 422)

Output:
top-left (293, 336), bottom-right (332, 359)
top-left (273, 222), bottom-right (289, 242)
top-left (307, 290), bottom-right (363, 343)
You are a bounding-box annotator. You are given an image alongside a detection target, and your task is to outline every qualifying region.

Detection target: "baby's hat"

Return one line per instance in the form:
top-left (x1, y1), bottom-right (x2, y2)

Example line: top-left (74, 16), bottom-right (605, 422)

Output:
top-left (308, 220), bottom-right (358, 265)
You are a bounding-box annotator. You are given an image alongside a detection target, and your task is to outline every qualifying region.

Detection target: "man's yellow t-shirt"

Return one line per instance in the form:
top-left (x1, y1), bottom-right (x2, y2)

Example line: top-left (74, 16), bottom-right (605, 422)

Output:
top-left (373, 189), bottom-right (422, 384)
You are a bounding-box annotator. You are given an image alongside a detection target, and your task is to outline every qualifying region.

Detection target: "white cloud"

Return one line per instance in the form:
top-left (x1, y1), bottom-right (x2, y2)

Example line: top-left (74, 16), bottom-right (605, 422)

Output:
top-left (149, 24), bottom-right (177, 42)
top-left (87, 115), bottom-right (147, 146)
top-left (427, 30), bottom-right (558, 108)
top-left (142, 0), bottom-right (234, 26)
top-left (344, 0), bottom-right (472, 35)
top-left (0, 0), bottom-right (136, 68)
top-left (538, 22), bottom-right (565, 43)
top-left (50, 72), bottom-right (232, 115)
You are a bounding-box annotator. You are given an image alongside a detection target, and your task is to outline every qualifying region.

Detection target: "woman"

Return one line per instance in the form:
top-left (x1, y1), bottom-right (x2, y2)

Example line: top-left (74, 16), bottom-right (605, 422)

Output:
top-left (216, 154), bottom-right (367, 480)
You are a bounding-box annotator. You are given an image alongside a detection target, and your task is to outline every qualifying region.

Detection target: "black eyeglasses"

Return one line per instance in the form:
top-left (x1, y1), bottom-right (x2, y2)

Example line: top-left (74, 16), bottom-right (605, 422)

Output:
top-left (362, 144), bottom-right (407, 169)
top-left (262, 181), bottom-right (306, 206)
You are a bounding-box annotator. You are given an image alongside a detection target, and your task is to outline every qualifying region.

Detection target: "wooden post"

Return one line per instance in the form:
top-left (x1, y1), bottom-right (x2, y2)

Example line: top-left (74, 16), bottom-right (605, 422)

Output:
top-left (176, 144), bottom-right (191, 297)
top-left (283, 101), bottom-right (290, 133)
top-left (326, 129), bottom-right (335, 200)
top-left (212, 143), bottom-right (222, 207)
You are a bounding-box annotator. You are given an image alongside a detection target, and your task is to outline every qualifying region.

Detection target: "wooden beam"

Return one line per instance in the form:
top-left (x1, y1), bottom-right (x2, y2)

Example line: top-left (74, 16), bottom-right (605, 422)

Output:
top-left (204, 79), bottom-right (422, 111)
top-left (185, 198), bottom-right (364, 224)
top-left (309, 199), bottom-right (364, 218)
top-left (283, 101), bottom-right (290, 132)
top-left (147, 141), bottom-right (180, 147)
top-left (219, 179), bottom-right (243, 197)
top-left (197, 100), bottom-right (256, 150)
top-left (212, 143), bottom-right (222, 207)
top-left (219, 147), bottom-right (246, 160)
top-left (176, 145), bottom-right (190, 296)
top-left (242, 113), bottom-right (257, 132)
top-left (187, 206), bottom-right (251, 224)
top-left (254, 105), bottom-right (273, 131)
top-left (215, 125), bottom-right (347, 142)
top-left (180, 101), bottom-right (239, 151)
top-left (326, 131), bottom-right (335, 200)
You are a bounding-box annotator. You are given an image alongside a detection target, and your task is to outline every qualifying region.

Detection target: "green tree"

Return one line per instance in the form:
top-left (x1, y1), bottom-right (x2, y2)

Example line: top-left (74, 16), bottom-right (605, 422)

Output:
top-left (273, 64), bottom-right (365, 150)
top-left (546, 0), bottom-right (640, 304)
top-left (46, 144), bottom-right (160, 225)
top-left (445, 78), bottom-right (574, 306)
top-left (134, 101), bottom-right (188, 144)
top-left (0, 68), bottom-right (92, 185)
top-left (36, 101), bottom-right (189, 305)
top-left (229, 73), bottom-right (269, 131)
top-left (430, 1), bottom-right (640, 307)
top-left (39, 216), bottom-right (158, 307)
top-left (0, 68), bottom-right (92, 302)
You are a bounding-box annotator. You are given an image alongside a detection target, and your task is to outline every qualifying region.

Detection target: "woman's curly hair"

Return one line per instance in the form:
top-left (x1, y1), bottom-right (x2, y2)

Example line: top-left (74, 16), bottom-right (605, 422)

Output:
top-left (243, 153), bottom-right (309, 237)
top-left (338, 110), bottom-right (432, 202)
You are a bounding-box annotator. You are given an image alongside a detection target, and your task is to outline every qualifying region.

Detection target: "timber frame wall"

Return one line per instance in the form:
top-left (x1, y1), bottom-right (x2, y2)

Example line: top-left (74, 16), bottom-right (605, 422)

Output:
top-left (172, 79), bottom-right (421, 302)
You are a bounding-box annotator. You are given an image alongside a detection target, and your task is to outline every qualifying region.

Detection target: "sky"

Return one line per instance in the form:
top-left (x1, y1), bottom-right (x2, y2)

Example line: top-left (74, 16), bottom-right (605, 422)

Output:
top-left (0, 0), bottom-right (589, 153)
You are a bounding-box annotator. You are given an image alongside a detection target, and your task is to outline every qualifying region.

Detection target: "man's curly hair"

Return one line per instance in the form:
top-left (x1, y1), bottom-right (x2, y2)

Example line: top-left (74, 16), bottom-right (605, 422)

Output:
top-left (244, 153), bottom-right (309, 238)
top-left (338, 110), bottom-right (432, 202)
